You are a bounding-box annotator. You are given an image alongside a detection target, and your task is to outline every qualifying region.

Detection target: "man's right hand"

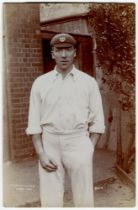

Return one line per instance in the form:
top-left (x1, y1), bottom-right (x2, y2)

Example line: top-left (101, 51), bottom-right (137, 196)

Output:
top-left (32, 134), bottom-right (57, 172)
top-left (39, 152), bottom-right (58, 172)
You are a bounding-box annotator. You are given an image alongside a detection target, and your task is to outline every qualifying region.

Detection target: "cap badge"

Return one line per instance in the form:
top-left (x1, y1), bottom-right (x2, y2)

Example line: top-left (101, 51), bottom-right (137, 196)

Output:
top-left (59, 36), bottom-right (66, 42)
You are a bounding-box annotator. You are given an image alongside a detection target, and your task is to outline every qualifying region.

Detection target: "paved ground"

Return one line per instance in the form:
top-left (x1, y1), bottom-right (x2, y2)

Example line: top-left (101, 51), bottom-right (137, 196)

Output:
top-left (3, 149), bottom-right (135, 207)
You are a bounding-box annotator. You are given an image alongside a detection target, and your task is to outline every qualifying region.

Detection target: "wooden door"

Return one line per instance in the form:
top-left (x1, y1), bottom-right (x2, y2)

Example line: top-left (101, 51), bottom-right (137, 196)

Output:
top-left (73, 34), bottom-right (94, 76)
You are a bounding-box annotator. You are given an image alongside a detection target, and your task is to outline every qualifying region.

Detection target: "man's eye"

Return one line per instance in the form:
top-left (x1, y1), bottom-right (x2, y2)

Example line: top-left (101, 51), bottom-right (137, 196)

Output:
top-left (67, 48), bottom-right (71, 51)
top-left (55, 49), bottom-right (61, 52)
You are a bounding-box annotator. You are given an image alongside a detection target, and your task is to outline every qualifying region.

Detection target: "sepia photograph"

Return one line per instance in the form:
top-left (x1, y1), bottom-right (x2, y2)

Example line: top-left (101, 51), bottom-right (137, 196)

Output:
top-left (3, 1), bottom-right (135, 208)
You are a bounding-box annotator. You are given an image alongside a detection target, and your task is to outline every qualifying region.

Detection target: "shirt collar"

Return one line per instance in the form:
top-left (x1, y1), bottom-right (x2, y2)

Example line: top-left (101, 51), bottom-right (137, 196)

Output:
top-left (52, 65), bottom-right (77, 81)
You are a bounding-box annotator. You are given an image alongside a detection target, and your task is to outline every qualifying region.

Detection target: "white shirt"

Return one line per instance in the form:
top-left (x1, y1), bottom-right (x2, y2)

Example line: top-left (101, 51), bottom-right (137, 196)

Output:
top-left (26, 66), bottom-right (105, 135)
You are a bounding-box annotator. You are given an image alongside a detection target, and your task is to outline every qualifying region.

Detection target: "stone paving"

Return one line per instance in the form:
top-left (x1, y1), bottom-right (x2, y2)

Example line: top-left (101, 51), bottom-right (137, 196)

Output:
top-left (3, 149), bottom-right (135, 207)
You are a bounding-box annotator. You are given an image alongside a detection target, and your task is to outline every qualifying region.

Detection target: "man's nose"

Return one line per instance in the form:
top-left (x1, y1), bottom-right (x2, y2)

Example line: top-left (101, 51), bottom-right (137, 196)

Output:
top-left (61, 49), bottom-right (67, 57)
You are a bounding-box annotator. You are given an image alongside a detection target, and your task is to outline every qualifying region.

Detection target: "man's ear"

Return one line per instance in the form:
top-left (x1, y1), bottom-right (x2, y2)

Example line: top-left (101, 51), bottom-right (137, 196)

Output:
top-left (51, 50), bottom-right (55, 59)
top-left (73, 49), bottom-right (76, 58)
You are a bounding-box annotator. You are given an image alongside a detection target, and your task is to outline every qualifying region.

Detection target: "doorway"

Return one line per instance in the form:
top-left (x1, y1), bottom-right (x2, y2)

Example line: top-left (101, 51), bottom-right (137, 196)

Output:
top-left (42, 39), bottom-right (55, 73)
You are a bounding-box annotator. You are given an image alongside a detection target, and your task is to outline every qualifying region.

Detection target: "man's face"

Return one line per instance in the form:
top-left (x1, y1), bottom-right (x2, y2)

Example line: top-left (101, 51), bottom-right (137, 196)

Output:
top-left (51, 46), bottom-right (76, 71)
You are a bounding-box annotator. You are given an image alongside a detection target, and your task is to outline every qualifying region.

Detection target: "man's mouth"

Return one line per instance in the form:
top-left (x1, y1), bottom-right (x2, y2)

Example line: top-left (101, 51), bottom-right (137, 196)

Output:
top-left (60, 61), bottom-right (68, 64)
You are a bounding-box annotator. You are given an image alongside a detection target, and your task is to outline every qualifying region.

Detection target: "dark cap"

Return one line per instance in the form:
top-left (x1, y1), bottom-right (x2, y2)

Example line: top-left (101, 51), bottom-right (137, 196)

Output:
top-left (50, 33), bottom-right (77, 48)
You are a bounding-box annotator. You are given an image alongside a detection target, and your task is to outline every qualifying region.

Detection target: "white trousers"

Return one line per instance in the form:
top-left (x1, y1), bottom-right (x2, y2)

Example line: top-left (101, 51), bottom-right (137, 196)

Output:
top-left (39, 130), bottom-right (94, 207)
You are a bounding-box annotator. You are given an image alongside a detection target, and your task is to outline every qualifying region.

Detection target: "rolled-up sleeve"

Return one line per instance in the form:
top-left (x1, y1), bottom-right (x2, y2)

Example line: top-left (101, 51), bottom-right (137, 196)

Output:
top-left (88, 78), bottom-right (105, 134)
top-left (26, 79), bottom-right (42, 135)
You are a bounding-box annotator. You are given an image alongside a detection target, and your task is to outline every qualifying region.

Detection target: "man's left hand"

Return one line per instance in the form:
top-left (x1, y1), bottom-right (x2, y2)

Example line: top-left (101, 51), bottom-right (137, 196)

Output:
top-left (90, 133), bottom-right (101, 148)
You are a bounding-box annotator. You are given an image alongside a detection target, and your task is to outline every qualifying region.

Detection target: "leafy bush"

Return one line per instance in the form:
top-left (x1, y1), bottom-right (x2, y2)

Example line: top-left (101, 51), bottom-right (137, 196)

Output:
top-left (88, 3), bottom-right (135, 111)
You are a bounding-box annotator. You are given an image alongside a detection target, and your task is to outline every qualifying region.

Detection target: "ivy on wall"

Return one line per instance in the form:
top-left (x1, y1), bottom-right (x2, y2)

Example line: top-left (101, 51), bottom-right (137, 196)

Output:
top-left (88, 3), bottom-right (135, 111)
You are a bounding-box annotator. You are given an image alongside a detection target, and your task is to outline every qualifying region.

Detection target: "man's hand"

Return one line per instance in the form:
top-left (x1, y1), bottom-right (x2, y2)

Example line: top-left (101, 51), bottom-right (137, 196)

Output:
top-left (32, 134), bottom-right (58, 172)
top-left (90, 133), bottom-right (101, 148)
top-left (39, 152), bottom-right (58, 172)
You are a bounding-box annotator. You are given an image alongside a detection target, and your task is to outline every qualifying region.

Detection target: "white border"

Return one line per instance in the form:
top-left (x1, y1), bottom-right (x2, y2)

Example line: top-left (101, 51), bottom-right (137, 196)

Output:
top-left (0, 1), bottom-right (137, 210)
top-left (0, 0), bottom-right (136, 3)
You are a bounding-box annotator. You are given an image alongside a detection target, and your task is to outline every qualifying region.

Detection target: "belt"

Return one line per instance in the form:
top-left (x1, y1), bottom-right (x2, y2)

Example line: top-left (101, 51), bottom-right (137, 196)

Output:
top-left (42, 126), bottom-right (89, 137)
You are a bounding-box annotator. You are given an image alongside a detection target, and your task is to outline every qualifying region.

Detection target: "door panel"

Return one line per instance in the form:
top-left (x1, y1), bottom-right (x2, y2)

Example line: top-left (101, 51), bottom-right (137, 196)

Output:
top-left (76, 37), bottom-right (93, 76)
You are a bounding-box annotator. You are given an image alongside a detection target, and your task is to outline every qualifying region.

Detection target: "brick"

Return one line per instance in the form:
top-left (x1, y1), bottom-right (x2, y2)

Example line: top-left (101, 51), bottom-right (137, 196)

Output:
top-left (5, 3), bottom-right (43, 161)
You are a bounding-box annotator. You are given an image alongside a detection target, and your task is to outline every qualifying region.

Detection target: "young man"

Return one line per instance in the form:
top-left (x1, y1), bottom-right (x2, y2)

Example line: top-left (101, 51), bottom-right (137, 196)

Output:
top-left (26, 33), bottom-right (105, 207)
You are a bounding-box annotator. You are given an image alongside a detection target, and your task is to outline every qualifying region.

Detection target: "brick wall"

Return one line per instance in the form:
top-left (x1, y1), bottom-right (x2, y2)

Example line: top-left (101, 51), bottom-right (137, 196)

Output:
top-left (4, 3), bottom-right (43, 161)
